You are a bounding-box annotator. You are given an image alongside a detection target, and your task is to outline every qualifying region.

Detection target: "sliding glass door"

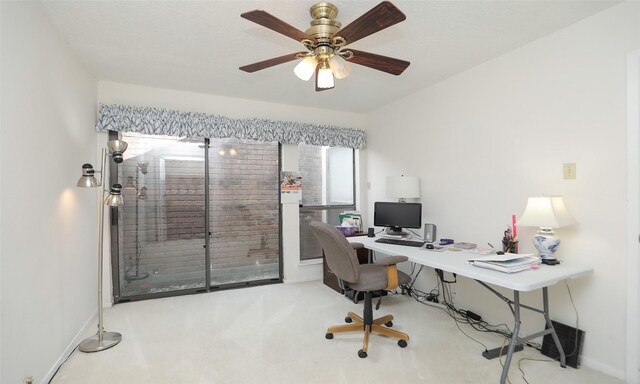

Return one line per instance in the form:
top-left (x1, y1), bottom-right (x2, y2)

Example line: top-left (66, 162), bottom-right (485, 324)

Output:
top-left (207, 138), bottom-right (280, 287)
top-left (113, 133), bottom-right (280, 301)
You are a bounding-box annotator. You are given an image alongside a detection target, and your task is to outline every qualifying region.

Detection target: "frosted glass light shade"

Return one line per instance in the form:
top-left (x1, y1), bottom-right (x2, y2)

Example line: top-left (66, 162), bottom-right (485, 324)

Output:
top-left (294, 56), bottom-right (317, 81)
top-left (317, 61), bottom-right (335, 89)
top-left (516, 196), bottom-right (577, 229)
top-left (329, 55), bottom-right (351, 79)
top-left (385, 176), bottom-right (420, 202)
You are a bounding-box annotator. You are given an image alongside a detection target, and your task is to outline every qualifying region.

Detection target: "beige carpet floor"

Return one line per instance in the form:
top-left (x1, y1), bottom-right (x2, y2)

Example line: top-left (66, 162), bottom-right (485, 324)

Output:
top-left (51, 281), bottom-right (621, 384)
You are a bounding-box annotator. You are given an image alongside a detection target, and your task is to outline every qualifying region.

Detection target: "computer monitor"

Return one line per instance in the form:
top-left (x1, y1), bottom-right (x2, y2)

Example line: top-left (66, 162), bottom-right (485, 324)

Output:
top-left (373, 202), bottom-right (422, 236)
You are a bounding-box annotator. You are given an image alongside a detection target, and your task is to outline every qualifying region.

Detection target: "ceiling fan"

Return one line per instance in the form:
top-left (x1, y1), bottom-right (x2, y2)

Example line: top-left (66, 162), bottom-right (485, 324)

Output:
top-left (239, 1), bottom-right (410, 91)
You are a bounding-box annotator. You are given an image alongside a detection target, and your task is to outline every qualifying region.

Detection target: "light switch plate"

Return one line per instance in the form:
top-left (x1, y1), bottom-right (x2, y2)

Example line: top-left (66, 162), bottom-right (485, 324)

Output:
top-left (563, 163), bottom-right (576, 179)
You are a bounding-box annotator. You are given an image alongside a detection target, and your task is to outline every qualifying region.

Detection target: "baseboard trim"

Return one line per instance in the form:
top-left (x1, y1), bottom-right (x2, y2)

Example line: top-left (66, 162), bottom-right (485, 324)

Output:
top-left (579, 356), bottom-right (625, 381)
top-left (41, 310), bottom-right (97, 384)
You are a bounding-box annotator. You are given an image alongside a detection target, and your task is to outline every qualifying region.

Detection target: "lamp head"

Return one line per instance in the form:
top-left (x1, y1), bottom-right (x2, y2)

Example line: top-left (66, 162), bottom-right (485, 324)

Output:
top-left (105, 184), bottom-right (124, 207)
top-left (137, 186), bottom-right (148, 200)
top-left (107, 140), bottom-right (128, 163)
top-left (77, 164), bottom-right (101, 188)
top-left (124, 176), bottom-right (136, 190)
top-left (138, 162), bottom-right (149, 175)
top-left (316, 60), bottom-right (335, 89)
top-left (516, 196), bottom-right (577, 229)
top-left (329, 54), bottom-right (351, 79)
top-left (294, 55), bottom-right (318, 81)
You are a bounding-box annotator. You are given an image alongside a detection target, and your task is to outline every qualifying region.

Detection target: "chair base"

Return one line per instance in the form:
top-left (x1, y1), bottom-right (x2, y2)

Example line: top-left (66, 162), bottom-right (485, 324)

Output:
top-left (326, 310), bottom-right (409, 357)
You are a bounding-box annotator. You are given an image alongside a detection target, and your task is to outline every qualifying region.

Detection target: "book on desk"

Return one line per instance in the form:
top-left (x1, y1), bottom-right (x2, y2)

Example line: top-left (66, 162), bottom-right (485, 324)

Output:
top-left (467, 253), bottom-right (540, 273)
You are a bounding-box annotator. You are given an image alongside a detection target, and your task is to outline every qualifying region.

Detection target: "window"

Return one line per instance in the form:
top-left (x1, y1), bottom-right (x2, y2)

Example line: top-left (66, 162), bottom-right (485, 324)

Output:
top-left (298, 143), bottom-right (355, 261)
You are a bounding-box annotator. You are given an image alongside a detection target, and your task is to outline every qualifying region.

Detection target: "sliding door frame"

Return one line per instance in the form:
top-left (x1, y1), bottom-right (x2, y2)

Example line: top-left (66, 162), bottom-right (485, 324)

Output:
top-left (109, 132), bottom-right (283, 303)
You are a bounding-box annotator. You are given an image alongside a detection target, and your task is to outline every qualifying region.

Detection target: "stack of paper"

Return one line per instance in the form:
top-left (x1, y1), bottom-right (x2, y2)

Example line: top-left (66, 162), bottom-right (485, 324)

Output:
top-left (467, 253), bottom-right (540, 273)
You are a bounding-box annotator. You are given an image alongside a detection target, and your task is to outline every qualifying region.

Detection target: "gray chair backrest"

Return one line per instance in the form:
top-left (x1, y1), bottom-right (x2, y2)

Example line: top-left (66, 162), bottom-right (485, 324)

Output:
top-left (309, 221), bottom-right (361, 283)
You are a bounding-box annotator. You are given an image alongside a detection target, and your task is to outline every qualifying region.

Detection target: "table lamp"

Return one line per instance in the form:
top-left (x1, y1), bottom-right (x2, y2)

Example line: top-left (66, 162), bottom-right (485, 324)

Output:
top-left (385, 175), bottom-right (420, 203)
top-left (516, 196), bottom-right (577, 265)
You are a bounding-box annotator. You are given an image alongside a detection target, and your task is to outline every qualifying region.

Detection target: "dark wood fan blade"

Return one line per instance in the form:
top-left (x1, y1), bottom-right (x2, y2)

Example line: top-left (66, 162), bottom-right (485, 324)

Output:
top-left (241, 10), bottom-right (311, 42)
top-left (332, 1), bottom-right (406, 45)
top-left (239, 52), bottom-right (306, 73)
top-left (347, 49), bottom-right (410, 75)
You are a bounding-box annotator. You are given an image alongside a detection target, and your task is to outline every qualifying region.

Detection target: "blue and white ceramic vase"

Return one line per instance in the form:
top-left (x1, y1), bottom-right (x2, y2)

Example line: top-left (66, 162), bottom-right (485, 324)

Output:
top-left (532, 228), bottom-right (561, 260)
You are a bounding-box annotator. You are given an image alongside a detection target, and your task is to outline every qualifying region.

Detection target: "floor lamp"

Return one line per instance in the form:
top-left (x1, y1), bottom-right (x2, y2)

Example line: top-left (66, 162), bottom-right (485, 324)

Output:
top-left (76, 139), bottom-right (127, 352)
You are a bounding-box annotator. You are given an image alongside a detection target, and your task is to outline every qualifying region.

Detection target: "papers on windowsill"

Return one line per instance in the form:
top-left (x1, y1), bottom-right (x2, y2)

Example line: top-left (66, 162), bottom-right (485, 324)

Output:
top-left (467, 253), bottom-right (540, 273)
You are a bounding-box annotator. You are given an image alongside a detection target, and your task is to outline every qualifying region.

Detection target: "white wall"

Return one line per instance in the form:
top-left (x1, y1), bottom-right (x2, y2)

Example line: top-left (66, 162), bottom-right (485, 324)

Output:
top-left (364, 2), bottom-right (640, 380)
top-left (98, 82), bottom-right (366, 283)
top-left (0, 2), bottom-right (99, 383)
top-left (626, 48), bottom-right (640, 383)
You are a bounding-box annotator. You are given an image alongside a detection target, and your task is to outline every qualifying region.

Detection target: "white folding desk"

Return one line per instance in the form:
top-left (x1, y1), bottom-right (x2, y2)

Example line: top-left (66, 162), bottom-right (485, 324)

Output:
top-left (347, 236), bottom-right (593, 384)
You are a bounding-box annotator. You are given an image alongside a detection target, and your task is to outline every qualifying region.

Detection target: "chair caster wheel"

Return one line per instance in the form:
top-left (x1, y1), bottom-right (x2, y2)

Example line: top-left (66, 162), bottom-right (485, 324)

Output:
top-left (398, 339), bottom-right (408, 348)
top-left (385, 321), bottom-right (393, 327)
top-left (345, 317), bottom-right (352, 323)
top-left (325, 333), bottom-right (333, 339)
top-left (358, 349), bottom-right (367, 358)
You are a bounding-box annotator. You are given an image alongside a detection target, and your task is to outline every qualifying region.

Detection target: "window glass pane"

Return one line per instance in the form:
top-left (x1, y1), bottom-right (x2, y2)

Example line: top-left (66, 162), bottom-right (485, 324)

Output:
top-left (299, 143), bottom-right (354, 206)
top-left (116, 134), bottom-right (283, 299)
top-left (298, 143), bottom-right (355, 261)
top-left (299, 208), bottom-right (345, 261)
top-left (326, 147), bottom-right (354, 205)
top-left (208, 138), bottom-right (280, 285)
top-left (118, 133), bottom-right (206, 297)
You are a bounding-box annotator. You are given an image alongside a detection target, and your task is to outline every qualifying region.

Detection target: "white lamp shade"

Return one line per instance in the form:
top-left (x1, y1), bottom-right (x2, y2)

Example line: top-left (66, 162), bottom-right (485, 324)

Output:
top-left (385, 176), bottom-right (420, 199)
top-left (329, 55), bottom-right (351, 79)
top-left (516, 196), bottom-right (577, 229)
top-left (317, 63), bottom-right (335, 89)
top-left (294, 56), bottom-right (317, 81)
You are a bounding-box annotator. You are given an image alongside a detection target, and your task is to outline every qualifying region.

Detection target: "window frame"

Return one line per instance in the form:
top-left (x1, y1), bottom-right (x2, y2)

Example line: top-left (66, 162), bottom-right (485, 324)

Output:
top-left (299, 146), bottom-right (357, 261)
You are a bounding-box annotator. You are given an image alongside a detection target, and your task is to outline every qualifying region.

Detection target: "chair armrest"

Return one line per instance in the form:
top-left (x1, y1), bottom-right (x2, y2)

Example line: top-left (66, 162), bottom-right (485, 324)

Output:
top-left (350, 242), bottom-right (365, 250)
top-left (374, 255), bottom-right (408, 266)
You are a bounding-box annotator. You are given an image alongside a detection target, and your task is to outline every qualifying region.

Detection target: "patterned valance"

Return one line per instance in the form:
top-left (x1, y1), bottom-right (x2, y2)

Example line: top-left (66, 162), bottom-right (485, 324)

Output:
top-left (96, 104), bottom-right (366, 149)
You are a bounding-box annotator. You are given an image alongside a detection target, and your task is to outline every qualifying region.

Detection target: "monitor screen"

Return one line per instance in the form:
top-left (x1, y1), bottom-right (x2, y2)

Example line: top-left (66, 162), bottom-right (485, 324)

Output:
top-left (374, 202), bottom-right (422, 235)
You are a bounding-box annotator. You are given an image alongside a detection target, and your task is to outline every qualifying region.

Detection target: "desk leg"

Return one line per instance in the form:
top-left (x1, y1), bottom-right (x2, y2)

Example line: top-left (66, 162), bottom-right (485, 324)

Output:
top-left (543, 287), bottom-right (566, 368)
top-left (500, 291), bottom-right (521, 384)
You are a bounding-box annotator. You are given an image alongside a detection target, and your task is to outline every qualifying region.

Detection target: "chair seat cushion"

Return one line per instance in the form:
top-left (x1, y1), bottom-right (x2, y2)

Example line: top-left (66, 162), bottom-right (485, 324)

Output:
top-left (347, 264), bottom-right (411, 292)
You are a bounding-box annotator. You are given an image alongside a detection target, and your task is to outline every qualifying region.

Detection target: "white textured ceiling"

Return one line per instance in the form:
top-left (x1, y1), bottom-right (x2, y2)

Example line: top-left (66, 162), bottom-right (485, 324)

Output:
top-left (39, 0), bottom-right (619, 113)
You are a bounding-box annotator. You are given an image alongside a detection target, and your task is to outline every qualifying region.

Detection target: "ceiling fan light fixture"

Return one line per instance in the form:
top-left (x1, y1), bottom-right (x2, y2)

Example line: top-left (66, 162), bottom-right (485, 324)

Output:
top-left (317, 60), bottom-right (335, 89)
top-left (294, 56), bottom-right (317, 81)
top-left (240, 2), bottom-right (410, 90)
top-left (329, 54), bottom-right (351, 79)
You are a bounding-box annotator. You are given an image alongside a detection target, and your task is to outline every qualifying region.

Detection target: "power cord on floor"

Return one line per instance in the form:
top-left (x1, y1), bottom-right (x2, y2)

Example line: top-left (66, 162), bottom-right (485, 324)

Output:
top-left (405, 265), bottom-right (518, 353)
top-left (512, 280), bottom-right (581, 384)
top-left (48, 344), bottom-right (79, 384)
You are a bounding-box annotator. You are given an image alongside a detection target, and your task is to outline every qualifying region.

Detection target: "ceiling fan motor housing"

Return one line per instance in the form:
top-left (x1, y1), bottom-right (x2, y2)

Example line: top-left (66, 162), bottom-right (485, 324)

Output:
top-left (306, 3), bottom-right (342, 42)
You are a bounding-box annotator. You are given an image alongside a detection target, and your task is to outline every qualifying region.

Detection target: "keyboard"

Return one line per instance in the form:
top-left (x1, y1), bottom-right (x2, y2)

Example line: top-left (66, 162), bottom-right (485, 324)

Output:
top-left (375, 238), bottom-right (426, 247)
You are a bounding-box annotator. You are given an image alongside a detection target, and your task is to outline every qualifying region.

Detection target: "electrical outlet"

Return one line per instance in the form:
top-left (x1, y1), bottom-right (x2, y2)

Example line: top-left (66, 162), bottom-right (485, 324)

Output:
top-left (563, 163), bottom-right (576, 179)
top-left (24, 376), bottom-right (34, 384)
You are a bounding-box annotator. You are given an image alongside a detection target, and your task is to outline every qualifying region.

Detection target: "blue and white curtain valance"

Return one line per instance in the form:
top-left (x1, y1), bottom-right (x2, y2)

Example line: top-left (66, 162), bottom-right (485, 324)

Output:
top-left (96, 104), bottom-right (366, 149)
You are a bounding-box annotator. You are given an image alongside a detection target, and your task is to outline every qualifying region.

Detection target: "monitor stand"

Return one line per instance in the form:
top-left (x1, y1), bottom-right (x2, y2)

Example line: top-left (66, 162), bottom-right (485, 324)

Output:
top-left (385, 226), bottom-right (406, 236)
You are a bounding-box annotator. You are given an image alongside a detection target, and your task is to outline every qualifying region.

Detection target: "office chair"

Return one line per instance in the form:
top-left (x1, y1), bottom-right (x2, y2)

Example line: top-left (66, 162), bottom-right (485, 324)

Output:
top-left (309, 221), bottom-right (411, 358)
